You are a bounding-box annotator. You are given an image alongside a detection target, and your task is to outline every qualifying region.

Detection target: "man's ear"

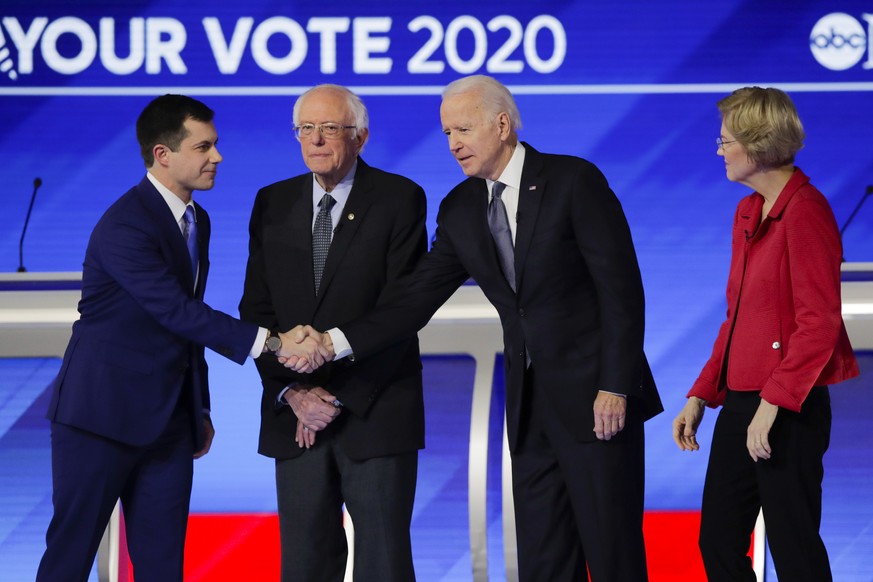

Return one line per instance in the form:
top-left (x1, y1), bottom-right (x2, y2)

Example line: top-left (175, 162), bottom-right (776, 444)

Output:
top-left (355, 128), bottom-right (370, 153)
top-left (153, 144), bottom-right (171, 168)
top-left (496, 112), bottom-right (512, 141)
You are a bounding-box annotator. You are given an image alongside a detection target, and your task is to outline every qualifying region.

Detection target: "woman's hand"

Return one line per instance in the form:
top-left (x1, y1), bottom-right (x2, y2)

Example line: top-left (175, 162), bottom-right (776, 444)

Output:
top-left (672, 396), bottom-right (707, 451)
top-left (747, 399), bottom-right (779, 461)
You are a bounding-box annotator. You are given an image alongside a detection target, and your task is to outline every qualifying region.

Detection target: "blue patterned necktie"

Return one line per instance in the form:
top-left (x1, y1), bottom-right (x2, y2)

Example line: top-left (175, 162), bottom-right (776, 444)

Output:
top-left (487, 181), bottom-right (516, 292)
top-left (313, 193), bottom-right (336, 295)
top-left (182, 205), bottom-right (199, 281)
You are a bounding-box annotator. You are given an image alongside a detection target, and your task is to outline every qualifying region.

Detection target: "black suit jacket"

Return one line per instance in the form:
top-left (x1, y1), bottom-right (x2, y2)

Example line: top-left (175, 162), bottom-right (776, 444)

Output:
top-left (239, 159), bottom-right (428, 461)
top-left (343, 144), bottom-right (662, 450)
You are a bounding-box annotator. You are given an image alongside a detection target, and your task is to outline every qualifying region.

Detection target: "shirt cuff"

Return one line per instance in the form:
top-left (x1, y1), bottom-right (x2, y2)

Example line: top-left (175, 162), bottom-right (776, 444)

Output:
top-left (250, 327), bottom-right (269, 359)
top-left (599, 390), bottom-right (627, 398)
top-left (327, 327), bottom-right (354, 360)
top-left (276, 383), bottom-right (298, 408)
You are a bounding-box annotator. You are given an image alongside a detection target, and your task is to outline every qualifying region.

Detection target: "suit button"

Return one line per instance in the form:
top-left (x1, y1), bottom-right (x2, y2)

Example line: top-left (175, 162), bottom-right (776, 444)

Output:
top-left (772, 341), bottom-right (781, 349)
top-left (518, 308), bottom-right (526, 317)
top-left (518, 351), bottom-right (525, 358)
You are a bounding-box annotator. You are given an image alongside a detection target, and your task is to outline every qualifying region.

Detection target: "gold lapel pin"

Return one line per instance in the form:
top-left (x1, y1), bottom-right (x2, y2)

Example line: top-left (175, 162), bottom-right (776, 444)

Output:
top-left (347, 213), bottom-right (355, 221)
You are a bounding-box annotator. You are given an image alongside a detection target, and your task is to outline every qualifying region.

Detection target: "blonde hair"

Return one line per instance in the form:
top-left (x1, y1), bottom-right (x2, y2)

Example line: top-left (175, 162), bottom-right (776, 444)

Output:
top-left (718, 87), bottom-right (804, 168)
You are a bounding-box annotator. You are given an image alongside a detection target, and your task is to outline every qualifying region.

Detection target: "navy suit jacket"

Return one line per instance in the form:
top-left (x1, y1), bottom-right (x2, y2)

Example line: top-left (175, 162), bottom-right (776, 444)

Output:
top-left (343, 144), bottom-right (662, 450)
top-left (47, 176), bottom-right (258, 450)
top-left (239, 159), bottom-right (428, 461)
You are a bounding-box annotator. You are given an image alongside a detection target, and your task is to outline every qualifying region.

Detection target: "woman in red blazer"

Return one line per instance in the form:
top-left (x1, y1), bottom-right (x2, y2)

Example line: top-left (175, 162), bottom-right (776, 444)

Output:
top-left (672, 87), bottom-right (858, 582)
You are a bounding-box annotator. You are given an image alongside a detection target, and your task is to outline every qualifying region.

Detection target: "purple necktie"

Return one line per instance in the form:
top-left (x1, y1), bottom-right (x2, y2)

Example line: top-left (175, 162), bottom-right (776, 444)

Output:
top-left (487, 181), bottom-right (515, 292)
top-left (182, 205), bottom-right (199, 280)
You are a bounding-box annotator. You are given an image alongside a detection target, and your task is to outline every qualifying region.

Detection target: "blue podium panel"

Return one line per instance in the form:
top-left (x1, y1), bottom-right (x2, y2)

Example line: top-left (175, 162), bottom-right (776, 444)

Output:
top-left (0, 358), bottom-right (62, 581)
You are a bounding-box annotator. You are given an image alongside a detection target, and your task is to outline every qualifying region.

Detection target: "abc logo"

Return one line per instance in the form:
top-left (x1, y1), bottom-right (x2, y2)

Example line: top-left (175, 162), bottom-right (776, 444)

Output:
top-left (809, 12), bottom-right (867, 71)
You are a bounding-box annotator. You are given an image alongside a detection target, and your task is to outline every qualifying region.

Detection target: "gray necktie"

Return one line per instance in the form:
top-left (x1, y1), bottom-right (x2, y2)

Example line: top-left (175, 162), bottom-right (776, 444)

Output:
top-left (487, 181), bottom-right (516, 292)
top-left (182, 205), bottom-right (198, 280)
top-left (313, 193), bottom-right (336, 295)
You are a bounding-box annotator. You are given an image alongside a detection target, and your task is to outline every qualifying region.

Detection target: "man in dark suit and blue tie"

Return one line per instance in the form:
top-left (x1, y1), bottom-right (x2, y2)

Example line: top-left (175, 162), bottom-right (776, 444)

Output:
top-left (36, 94), bottom-right (324, 582)
top-left (296, 75), bottom-right (663, 581)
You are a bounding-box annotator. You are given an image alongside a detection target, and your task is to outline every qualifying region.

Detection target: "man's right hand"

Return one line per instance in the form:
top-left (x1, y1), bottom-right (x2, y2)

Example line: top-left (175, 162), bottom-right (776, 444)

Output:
top-left (277, 325), bottom-right (335, 373)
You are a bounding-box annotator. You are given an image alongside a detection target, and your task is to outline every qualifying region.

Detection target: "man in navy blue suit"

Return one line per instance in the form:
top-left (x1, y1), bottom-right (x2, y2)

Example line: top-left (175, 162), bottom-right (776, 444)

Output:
top-left (36, 94), bottom-right (325, 581)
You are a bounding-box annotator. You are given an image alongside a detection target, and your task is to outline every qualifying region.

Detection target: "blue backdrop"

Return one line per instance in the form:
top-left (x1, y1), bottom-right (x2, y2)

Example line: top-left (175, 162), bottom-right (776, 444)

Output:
top-left (1, 1), bottom-right (872, 580)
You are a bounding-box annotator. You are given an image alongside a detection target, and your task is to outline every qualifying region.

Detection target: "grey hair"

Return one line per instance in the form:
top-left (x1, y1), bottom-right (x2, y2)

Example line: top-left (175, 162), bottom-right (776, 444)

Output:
top-left (442, 75), bottom-right (522, 131)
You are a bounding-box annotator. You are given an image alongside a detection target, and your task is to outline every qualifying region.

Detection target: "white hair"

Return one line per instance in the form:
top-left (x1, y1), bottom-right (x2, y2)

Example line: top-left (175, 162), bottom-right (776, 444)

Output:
top-left (442, 75), bottom-right (522, 130)
top-left (292, 84), bottom-right (369, 138)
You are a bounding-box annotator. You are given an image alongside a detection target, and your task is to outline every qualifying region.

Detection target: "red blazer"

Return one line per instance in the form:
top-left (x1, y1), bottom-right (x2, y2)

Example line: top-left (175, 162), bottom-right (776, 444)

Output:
top-left (689, 169), bottom-right (858, 412)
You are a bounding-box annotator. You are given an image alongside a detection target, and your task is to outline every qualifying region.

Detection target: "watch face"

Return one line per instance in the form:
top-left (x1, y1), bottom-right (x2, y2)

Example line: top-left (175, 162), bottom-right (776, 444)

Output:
top-left (266, 336), bottom-right (282, 353)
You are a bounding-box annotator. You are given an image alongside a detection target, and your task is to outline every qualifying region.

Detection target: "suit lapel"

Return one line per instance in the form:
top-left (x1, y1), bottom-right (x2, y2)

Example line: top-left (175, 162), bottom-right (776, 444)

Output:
top-left (314, 159), bottom-right (375, 309)
top-left (193, 200), bottom-right (210, 298)
top-left (514, 144), bottom-right (546, 294)
top-left (739, 194), bottom-right (764, 243)
top-left (467, 178), bottom-right (516, 293)
top-left (275, 178), bottom-right (318, 312)
top-left (136, 177), bottom-right (197, 294)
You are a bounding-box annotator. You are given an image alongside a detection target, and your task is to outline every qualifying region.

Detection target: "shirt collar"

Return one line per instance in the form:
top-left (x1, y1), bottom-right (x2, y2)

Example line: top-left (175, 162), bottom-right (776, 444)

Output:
top-left (147, 172), bottom-right (193, 224)
top-left (312, 159), bottom-right (357, 210)
top-left (487, 142), bottom-right (525, 194)
top-left (767, 167), bottom-right (809, 220)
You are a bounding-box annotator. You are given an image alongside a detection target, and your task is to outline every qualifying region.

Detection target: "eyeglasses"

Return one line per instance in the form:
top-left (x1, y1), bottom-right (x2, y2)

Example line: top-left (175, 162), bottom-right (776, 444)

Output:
top-left (294, 123), bottom-right (357, 139)
top-left (716, 137), bottom-right (738, 149)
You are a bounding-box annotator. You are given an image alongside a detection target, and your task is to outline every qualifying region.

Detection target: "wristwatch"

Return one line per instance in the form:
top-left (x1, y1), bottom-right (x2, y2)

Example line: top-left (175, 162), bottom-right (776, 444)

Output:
top-left (264, 330), bottom-right (282, 355)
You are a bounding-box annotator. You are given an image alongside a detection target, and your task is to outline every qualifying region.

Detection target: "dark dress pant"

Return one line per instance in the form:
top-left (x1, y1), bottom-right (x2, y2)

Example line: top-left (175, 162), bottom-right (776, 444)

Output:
top-left (700, 387), bottom-right (832, 582)
top-left (510, 366), bottom-right (649, 582)
top-left (36, 403), bottom-right (195, 582)
top-left (275, 436), bottom-right (418, 582)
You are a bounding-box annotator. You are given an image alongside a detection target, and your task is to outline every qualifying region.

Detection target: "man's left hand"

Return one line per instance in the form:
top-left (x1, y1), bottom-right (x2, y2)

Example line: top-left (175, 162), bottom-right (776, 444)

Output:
top-left (296, 420), bottom-right (316, 449)
top-left (593, 391), bottom-right (626, 441)
top-left (194, 416), bottom-right (215, 459)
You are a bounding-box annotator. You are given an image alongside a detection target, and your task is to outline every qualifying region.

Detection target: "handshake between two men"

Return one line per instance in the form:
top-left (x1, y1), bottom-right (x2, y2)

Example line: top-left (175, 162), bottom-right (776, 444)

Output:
top-left (272, 325), bottom-right (340, 449)
top-left (274, 324), bottom-right (336, 372)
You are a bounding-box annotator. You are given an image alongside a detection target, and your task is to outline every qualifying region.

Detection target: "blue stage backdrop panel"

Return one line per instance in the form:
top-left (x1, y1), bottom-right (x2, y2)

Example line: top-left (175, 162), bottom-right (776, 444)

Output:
top-left (2, 1), bottom-right (873, 580)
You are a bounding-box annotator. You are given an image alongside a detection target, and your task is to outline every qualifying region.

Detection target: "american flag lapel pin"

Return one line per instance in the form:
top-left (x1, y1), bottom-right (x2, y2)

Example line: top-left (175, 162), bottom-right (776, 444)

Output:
top-left (529, 185), bottom-right (537, 191)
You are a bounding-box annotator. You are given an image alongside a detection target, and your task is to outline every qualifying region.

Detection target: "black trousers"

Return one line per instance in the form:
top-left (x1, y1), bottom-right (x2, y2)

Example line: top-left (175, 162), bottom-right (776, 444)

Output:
top-left (510, 366), bottom-right (648, 582)
top-left (700, 387), bottom-right (832, 582)
top-left (275, 439), bottom-right (418, 582)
